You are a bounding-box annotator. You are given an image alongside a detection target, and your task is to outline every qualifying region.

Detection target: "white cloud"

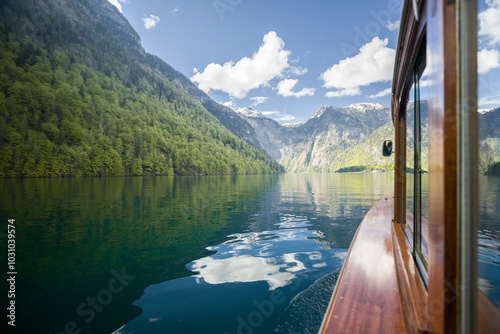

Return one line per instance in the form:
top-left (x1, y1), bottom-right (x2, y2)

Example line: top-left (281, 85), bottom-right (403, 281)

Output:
top-left (261, 111), bottom-right (279, 116)
top-left (276, 115), bottom-right (297, 123)
top-left (479, 0), bottom-right (500, 46)
top-left (386, 20), bottom-right (400, 31)
top-left (171, 7), bottom-right (179, 16)
top-left (479, 95), bottom-right (500, 107)
top-left (147, 318), bottom-right (161, 323)
top-left (190, 255), bottom-right (296, 290)
top-left (368, 87), bottom-right (392, 98)
top-left (277, 79), bottom-right (315, 98)
top-left (325, 88), bottom-right (361, 98)
top-left (142, 14), bottom-right (160, 30)
top-left (222, 100), bottom-right (236, 109)
top-left (478, 48), bottom-right (500, 74)
top-left (320, 37), bottom-right (395, 98)
top-left (191, 31), bottom-right (291, 99)
top-left (290, 66), bottom-right (308, 76)
top-left (420, 79), bottom-right (430, 87)
top-left (261, 110), bottom-right (297, 123)
top-left (250, 96), bottom-right (269, 107)
top-left (107, 0), bottom-right (128, 13)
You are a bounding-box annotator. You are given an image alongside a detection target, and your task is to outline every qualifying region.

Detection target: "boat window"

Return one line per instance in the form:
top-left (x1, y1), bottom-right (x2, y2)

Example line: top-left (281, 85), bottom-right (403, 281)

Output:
top-left (403, 45), bottom-right (428, 281)
top-left (477, 0), bottom-right (500, 314)
top-left (415, 60), bottom-right (428, 265)
top-left (405, 83), bottom-right (415, 250)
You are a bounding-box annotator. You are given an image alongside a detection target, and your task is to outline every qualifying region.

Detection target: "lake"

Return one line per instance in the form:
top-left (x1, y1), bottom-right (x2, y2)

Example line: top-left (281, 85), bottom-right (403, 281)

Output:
top-left (0, 173), bottom-right (498, 333)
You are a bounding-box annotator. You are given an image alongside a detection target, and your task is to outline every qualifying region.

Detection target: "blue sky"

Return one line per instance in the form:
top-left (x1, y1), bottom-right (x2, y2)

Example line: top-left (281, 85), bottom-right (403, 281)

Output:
top-left (108, 0), bottom-right (500, 123)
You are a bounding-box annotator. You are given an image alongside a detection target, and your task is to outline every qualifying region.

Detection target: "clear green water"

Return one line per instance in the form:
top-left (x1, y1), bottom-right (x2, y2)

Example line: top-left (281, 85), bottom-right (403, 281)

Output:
top-left (0, 173), bottom-right (497, 333)
top-left (478, 175), bottom-right (500, 309)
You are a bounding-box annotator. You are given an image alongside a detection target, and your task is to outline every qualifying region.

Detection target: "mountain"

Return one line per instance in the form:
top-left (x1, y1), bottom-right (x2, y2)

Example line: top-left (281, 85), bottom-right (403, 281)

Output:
top-left (233, 107), bottom-right (294, 161)
top-left (235, 103), bottom-right (395, 172)
top-left (236, 101), bottom-right (500, 174)
top-left (479, 107), bottom-right (500, 172)
top-left (0, 0), bottom-right (283, 177)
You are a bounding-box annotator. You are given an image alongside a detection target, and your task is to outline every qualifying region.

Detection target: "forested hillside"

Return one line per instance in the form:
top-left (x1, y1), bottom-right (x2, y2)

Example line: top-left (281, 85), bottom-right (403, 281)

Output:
top-left (0, 0), bottom-right (283, 177)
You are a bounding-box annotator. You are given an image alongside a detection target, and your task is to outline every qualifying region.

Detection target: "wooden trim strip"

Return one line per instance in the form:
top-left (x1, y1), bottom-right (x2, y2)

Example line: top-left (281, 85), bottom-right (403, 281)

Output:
top-left (320, 196), bottom-right (404, 333)
top-left (392, 219), bottom-right (429, 333)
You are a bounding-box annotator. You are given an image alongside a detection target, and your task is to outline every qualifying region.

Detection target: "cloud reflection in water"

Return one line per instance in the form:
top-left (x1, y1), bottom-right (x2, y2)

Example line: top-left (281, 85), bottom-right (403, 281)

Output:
top-left (188, 215), bottom-right (340, 290)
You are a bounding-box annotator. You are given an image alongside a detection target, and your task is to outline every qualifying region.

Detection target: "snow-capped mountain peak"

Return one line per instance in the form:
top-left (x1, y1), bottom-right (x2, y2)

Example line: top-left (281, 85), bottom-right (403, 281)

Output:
top-left (311, 107), bottom-right (328, 119)
top-left (233, 107), bottom-right (266, 118)
top-left (347, 102), bottom-right (387, 112)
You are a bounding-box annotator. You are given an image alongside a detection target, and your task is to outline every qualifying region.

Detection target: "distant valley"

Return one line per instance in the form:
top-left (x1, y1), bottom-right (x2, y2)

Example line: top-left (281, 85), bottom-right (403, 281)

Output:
top-left (234, 103), bottom-right (500, 174)
top-left (234, 102), bottom-right (395, 173)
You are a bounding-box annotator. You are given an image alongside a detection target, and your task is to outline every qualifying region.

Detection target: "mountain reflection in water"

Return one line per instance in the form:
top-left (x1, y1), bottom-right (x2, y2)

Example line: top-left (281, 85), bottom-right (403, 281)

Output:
top-left (3, 173), bottom-right (497, 333)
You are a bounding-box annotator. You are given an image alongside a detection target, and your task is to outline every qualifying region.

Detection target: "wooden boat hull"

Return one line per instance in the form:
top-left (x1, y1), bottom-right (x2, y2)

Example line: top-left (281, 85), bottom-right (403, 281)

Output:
top-left (320, 196), bottom-right (405, 333)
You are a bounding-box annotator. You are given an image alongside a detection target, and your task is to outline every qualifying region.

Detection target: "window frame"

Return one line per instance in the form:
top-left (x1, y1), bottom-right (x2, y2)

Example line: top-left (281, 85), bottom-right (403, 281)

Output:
top-left (403, 43), bottom-right (429, 288)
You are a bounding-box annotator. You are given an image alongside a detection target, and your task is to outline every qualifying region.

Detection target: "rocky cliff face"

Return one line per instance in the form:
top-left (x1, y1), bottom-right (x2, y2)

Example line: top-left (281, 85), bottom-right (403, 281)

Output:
top-left (86, 0), bottom-right (144, 54)
top-left (233, 108), bottom-right (295, 161)
top-left (479, 107), bottom-right (500, 172)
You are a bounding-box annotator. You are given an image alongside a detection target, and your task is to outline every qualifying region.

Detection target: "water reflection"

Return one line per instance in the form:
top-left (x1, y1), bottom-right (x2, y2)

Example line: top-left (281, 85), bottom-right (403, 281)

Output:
top-left (116, 215), bottom-right (349, 334)
top-left (188, 226), bottom-right (337, 291)
top-left (117, 229), bottom-right (346, 333)
top-left (477, 0), bottom-right (500, 314)
top-left (0, 173), bottom-right (396, 334)
top-left (478, 175), bottom-right (500, 309)
top-left (0, 175), bottom-right (277, 334)
top-left (115, 173), bottom-right (393, 333)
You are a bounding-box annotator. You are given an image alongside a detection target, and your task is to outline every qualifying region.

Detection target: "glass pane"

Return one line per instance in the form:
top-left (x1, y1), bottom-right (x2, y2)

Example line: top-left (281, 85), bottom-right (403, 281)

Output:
top-left (418, 66), bottom-right (429, 262)
top-left (478, 0), bottom-right (500, 313)
top-left (405, 83), bottom-right (415, 247)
